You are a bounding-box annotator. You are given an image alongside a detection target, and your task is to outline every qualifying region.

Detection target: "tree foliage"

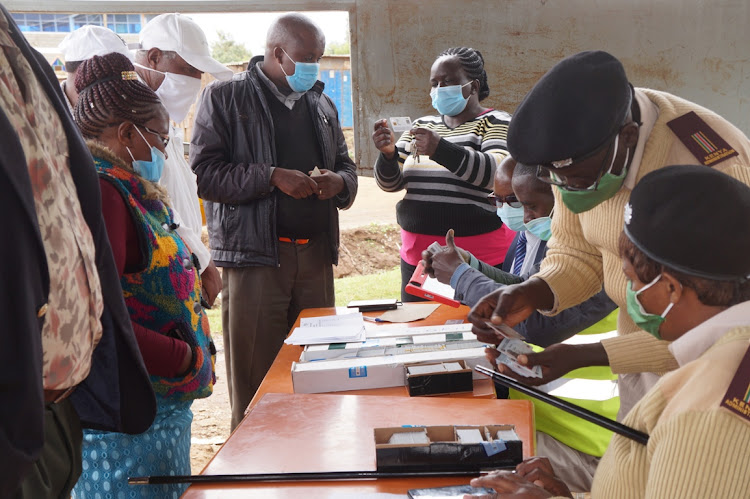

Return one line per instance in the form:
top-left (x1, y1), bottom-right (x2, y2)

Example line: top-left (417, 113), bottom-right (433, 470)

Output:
top-left (325, 40), bottom-right (350, 55)
top-left (211, 30), bottom-right (252, 64)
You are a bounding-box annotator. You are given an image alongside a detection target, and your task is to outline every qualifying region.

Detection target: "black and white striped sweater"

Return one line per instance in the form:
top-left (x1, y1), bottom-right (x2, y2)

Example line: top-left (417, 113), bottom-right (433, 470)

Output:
top-left (374, 109), bottom-right (511, 236)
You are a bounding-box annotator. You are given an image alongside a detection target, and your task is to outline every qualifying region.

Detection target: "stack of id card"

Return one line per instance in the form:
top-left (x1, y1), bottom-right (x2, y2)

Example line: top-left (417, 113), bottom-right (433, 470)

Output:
top-left (496, 338), bottom-right (543, 378)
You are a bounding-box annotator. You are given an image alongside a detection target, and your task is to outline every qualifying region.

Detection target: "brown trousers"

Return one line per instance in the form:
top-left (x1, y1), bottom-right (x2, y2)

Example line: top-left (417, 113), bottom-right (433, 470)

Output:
top-left (222, 236), bottom-right (335, 429)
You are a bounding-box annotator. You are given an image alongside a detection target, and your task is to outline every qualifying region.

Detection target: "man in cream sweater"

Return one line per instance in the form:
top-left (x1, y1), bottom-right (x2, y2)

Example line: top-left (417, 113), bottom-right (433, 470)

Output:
top-left (468, 50), bottom-right (750, 418)
top-left (470, 165), bottom-right (750, 498)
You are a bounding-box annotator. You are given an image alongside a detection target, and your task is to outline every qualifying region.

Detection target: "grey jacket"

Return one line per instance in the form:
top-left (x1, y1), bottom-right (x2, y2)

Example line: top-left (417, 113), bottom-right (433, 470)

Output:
top-left (190, 56), bottom-right (357, 266)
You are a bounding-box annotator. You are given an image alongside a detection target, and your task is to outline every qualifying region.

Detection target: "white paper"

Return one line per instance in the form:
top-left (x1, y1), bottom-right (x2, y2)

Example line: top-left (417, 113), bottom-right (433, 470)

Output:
top-left (286, 313), bottom-right (366, 345)
top-left (421, 276), bottom-right (457, 300)
top-left (388, 430), bottom-right (429, 445)
top-left (456, 429), bottom-right (484, 443)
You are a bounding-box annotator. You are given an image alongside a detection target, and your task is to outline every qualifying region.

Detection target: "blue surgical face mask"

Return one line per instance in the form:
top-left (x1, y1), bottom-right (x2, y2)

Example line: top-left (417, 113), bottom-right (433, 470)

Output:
top-left (279, 47), bottom-right (320, 93)
top-left (523, 209), bottom-right (553, 241)
top-left (430, 82), bottom-right (471, 117)
top-left (497, 204), bottom-right (526, 232)
top-left (126, 125), bottom-right (165, 182)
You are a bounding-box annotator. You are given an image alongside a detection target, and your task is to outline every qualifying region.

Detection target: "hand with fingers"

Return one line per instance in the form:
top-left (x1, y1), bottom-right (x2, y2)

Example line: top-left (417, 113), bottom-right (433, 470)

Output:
top-left (410, 126), bottom-right (441, 158)
top-left (515, 457), bottom-right (573, 498)
top-left (310, 168), bottom-right (344, 200)
top-left (468, 277), bottom-right (555, 341)
top-left (467, 469), bottom-right (568, 498)
top-left (270, 168), bottom-right (318, 199)
top-left (372, 119), bottom-right (397, 159)
top-left (421, 229), bottom-right (471, 283)
top-left (487, 339), bottom-right (609, 387)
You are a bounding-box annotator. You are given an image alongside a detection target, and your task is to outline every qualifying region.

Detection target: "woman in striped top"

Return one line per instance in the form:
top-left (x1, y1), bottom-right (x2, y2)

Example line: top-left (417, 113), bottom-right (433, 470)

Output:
top-left (372, 46), bottom-right (515, 301)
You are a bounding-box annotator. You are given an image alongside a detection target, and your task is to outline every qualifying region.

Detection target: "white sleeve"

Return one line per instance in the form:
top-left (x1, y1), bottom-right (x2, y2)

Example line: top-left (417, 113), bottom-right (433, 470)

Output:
top-left (173, 206), bottom-right (212, 272)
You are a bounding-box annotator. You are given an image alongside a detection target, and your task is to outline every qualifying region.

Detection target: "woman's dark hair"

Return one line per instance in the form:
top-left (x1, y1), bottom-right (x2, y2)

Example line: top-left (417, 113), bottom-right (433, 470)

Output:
top-left (74, 52), bottom-right (163, 140)
top-left (438, 47), bottom-right (490, 101)
top-left (618, 231), bottom-right (750, 307)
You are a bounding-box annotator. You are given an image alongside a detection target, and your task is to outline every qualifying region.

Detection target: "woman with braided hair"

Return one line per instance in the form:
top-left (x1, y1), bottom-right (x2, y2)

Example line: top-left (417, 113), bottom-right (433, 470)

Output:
top-left (70, 52), bottom-right (215, 499)
top-left (372, 46), bottom-right (516, 301)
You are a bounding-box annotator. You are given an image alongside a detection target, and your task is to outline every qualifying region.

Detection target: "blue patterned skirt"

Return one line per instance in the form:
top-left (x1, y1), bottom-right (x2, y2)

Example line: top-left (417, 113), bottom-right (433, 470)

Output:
top-left (72, 398), bottom-right (193, 499)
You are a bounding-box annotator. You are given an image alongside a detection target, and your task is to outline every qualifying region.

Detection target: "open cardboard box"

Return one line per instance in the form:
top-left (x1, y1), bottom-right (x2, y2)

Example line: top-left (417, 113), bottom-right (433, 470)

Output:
top-left (405, 360), bottom-right (473, 397)
top-left (374, 425), bottom-right (523, 472)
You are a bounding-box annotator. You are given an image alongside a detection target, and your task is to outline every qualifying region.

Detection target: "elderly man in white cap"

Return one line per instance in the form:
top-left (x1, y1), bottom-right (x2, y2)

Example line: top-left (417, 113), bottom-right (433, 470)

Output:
top-left (58, 25), bottom-right (131, 113)
top-left (134, 13), bottom-right (233, 310)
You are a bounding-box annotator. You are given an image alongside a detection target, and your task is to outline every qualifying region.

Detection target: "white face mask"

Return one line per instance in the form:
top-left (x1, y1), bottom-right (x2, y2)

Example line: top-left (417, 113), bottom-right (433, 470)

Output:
top-left (135, 63), bottom-right (202, 123)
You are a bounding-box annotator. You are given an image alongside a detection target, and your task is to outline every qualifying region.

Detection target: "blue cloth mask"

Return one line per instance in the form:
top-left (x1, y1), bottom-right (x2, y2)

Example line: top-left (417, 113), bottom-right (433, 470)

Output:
top-left (430, 82), bottom-right (471, 117)
top-left (523, 210), bottom-right (553, 241)
top-left (127, 126), bottom-right (165, 182)
top-left (497, 204), bottom-right (526, 232)
top-left (280, 47), bottom-right (320, 93)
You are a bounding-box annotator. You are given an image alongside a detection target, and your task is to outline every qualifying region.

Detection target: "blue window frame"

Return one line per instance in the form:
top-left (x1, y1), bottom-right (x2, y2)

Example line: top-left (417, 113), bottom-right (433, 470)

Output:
top-left (12, 13), bottom-right (71, 32)
top-left (72, 14), bottom-right (103, 29)
top-left (107, 14), bottom-right (141, 34)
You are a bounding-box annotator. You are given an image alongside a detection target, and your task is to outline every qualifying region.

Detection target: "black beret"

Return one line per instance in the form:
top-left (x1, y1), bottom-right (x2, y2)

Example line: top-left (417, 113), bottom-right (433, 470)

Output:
top-left (624, 165), bottom-right (750, 282)
top-left (508, 51), bottom-right (631, 166)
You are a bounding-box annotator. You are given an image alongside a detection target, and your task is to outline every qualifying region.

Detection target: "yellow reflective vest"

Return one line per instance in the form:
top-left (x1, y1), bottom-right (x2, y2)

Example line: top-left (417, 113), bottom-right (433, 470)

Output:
top-left (510, 310), bottom-right (620, 457)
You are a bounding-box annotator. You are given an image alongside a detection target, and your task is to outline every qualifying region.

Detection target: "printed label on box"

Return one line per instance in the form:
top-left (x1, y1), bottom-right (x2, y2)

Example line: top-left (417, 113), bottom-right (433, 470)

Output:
top-left (349, 366), bottom-right (368, 378)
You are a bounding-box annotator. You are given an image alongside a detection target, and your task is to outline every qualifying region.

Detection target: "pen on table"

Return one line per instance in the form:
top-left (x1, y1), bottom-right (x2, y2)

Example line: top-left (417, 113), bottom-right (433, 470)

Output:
top-left (363, 316), bottom-right (385, 323)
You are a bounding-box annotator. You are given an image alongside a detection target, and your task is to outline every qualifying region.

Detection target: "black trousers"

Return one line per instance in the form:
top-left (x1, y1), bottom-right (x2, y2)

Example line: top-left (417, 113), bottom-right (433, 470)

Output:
top-left (15, 398), bottom-right (82, 498)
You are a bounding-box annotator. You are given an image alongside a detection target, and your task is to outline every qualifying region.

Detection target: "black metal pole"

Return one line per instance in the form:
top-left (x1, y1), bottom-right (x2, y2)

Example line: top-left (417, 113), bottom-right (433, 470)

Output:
top-left (475, 365), bottom-right (649, 445)
top-left (129, 469), bottom-right (489, 486)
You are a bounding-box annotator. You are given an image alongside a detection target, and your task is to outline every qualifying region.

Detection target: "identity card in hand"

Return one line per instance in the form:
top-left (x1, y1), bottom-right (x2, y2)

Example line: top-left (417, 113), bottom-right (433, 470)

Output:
top-left (388, 116), bottom-right (413, 132)
top-left (496, 338), bottom-right (543, 378)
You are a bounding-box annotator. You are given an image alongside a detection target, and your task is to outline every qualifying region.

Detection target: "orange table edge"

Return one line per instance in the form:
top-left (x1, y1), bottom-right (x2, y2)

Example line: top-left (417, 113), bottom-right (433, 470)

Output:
top-left (181, 392), bottom-right (535, 498)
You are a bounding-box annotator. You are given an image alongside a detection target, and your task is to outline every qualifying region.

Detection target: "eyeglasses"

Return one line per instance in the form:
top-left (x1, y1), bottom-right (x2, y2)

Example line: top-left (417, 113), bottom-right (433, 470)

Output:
top-left (535, 135), bottom-right (617, 192)
top-left (138, 125), bottom-right (170, 147)
top-left (487, 192), bottom-right (522, 209)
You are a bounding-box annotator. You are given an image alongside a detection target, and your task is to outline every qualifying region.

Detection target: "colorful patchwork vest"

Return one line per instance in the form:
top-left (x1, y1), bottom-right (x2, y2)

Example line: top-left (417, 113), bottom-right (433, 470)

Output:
top-left (95, 155), bottom-right (215, 402)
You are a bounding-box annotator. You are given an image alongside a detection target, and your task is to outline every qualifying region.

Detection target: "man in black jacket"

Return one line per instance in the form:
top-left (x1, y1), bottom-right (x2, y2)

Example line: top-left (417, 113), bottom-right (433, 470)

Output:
top-left (0, 5), bottom-right (155, 497)
top-left (191, 13), bottom-right (358, 429)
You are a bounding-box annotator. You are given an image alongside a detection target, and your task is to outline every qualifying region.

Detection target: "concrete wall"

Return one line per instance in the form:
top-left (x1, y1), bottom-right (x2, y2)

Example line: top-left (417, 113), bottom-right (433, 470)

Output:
top-left (351, 0), bottom-right (750, 173)
top-left (8, 0), bottom-right (750, 175)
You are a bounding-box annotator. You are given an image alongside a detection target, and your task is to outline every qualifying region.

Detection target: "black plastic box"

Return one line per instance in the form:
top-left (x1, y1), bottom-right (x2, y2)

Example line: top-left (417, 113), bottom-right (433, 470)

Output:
top-left (405, 361), bottom-right (474, 397)
top-left (374, 425), bottom-right (523, 472)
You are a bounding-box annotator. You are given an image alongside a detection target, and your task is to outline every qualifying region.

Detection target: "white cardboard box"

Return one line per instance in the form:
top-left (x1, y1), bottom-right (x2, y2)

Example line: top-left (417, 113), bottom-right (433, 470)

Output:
top-left (291, 345), bottom-right (493, 394)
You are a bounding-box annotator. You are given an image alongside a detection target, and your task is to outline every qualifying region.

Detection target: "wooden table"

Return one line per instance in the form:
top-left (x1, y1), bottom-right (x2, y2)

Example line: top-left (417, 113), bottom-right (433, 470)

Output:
top-left (181, 393), bottom-right (534, 498)
top-left (248, 304), bottom-right (496, 411)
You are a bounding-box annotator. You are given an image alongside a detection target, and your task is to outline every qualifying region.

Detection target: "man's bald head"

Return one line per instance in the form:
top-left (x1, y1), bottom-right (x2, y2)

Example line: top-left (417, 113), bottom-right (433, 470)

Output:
top-left (266, 13), bottom-right (325, 54)
top-left (494, 156), bottom-right (517, 197)
top-left (262, 13), bottom-right (326, 93)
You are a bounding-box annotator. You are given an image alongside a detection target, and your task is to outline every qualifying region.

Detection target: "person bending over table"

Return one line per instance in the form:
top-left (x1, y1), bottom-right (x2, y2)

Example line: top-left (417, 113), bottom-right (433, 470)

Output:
top-left (469, 165), bottom-right (750, 498)
top-left (424, 162), bottom-right (617, 491)
top-left (467, 50), bottom-right (750, 419)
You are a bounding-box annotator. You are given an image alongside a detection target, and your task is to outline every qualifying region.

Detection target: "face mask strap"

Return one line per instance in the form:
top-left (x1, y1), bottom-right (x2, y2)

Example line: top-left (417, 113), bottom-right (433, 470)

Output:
top-left (660, 301), bottom-right (675, 319)
top-left (279, 47), bottom-right (296, 77)
top-left (133, 124), bottom-right (151, 149)
top-left (604, 133), bottom-right (619, 176)
top-left (133, 62), bottom-right (166, 76)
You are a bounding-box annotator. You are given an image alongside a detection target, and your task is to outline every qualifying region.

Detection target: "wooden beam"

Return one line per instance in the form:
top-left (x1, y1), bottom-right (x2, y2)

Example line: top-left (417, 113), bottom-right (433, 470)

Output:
top-left (4, 0), bottom-right (355, 14)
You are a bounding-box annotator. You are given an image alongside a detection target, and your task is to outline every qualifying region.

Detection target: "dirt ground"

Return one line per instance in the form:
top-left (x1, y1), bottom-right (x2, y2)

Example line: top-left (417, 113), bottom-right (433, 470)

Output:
top-left (190, 222), bottom-right (401, 472)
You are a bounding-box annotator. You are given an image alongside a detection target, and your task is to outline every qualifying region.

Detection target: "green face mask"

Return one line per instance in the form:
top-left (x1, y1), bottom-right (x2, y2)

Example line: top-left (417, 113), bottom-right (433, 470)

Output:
top-left (558, 135), bottom-right (629, 214)
top-left (625, 274), bottom-right (675, 340)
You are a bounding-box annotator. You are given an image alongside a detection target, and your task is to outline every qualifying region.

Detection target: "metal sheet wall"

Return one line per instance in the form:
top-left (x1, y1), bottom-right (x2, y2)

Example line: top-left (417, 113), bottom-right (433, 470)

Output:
top-left (351, 0), bottom-right (750, 173)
